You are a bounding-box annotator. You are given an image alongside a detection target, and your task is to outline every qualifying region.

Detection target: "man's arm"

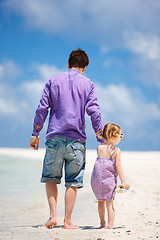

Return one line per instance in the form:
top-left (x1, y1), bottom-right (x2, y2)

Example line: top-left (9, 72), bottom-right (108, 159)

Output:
top-left (30, 80), bottom-right (51, 150)
top-left (86, 83), bottom-right (103, 142)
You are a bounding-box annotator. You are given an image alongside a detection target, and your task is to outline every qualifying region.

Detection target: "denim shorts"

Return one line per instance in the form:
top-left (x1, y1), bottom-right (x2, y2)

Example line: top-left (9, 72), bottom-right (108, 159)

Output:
top-left (41, 136), bottom-right (86, 188)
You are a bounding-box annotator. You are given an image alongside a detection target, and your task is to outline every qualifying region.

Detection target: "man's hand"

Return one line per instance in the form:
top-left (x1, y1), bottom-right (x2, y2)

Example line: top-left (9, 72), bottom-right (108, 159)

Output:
top-left (29, 138), bottom-right (39, 150)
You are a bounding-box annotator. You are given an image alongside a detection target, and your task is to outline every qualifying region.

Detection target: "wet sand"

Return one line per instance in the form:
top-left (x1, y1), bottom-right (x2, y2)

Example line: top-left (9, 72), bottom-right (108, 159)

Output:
top-left (0, 148), bottom-right (160, 240)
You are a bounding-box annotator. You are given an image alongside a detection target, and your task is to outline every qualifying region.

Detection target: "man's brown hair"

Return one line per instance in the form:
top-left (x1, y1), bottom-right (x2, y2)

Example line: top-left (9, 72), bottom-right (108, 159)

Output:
top-left (68, 48), bottom-right (89, 68)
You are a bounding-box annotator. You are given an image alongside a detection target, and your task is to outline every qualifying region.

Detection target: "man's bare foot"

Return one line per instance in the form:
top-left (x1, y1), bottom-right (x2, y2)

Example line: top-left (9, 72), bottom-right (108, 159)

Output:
top-left (63, 222), bottom-right (80, 230)
top-left (41, 217), bottom-right (57, 228)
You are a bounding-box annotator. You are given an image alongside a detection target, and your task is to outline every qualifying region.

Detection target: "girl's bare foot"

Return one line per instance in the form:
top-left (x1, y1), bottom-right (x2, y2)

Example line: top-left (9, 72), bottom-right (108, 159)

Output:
top-left (100, 221), bottom-right (106, 229)
top-left (106, 225), bottom-right (113, 229)
top-left (63, 222), bottom-right (80, 229)
top-left (41, 217), bottom-right (57, 228)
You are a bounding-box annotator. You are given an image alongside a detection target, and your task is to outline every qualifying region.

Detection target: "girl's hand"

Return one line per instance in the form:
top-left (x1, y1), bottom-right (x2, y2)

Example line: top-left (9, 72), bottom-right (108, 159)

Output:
top-left (119, 183), bottom-right (130, 190)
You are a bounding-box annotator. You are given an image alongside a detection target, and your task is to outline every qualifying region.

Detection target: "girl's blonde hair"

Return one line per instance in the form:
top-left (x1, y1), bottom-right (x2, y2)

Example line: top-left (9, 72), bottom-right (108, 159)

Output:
top-left (97, 123), bottom-right (121, 140)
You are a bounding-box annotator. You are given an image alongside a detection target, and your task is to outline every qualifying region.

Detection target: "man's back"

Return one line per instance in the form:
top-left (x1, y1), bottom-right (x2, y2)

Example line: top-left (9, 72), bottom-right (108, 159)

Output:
top-left (33, 68), bottom-right (102, 142)
top-left (44, 68), bottom-right (98, 141)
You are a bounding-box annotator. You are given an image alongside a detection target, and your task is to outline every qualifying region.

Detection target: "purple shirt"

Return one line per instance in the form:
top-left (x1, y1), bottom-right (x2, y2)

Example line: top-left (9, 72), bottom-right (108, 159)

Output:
top-left (32, 68), bottom-right (103, 142)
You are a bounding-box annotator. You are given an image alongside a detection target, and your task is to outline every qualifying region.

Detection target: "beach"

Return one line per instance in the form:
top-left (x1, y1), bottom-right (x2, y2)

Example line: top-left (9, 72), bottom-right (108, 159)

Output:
top-left (0, 148), bottom-right (160, 240)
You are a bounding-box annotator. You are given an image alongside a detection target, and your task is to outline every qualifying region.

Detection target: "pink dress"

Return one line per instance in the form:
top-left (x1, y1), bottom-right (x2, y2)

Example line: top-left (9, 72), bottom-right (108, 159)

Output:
top-left (91, 148), bottom-right (118, 201)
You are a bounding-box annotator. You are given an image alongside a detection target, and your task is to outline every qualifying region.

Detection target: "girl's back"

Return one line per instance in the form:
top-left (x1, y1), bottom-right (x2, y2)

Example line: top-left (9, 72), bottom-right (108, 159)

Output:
top-left (97, 144), bottom-right (118, 159)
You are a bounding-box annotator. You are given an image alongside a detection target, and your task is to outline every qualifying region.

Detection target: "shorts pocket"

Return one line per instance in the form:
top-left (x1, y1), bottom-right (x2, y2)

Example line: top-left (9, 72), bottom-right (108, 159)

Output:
top-left (44, 140), bottom-right (59, 164)
top-left (70, 142), bottom-right (86, 167)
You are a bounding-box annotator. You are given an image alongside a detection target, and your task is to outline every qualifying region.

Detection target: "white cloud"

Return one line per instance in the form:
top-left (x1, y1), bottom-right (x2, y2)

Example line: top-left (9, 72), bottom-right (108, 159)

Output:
top-left (125, 31), bottom-right (160, 61)
top-left (0, 61), bottom-right (21, 80)
top-left (0, 98), bottom-right (19, 115)
top-left (21, 63), bottom-right (64, 102)
top-left (21, 80), bottom-right (44, 93)
top-left (2, 0), bottom-right (160, 89)
top-left (34, 63), bottom-right (63, 80)
top-left (103, 57), bottom-right (123, 68)
top-left (96, 83), bottom-right (160, 128)
top-left (0, 61), bottom-right (21, 117)
top-left (124, 31), bottom-right (160, 88)
top-left (2, 0), bottom-right (160, 44)
top-left (136, 58), bottom-right (160, 88)
top-left (19, 80), bottom-right (44, 104)
top-left (100, 45), bottom-right (109, 55)
top-left (0, 61), bottom-right (64, 120)
top-left (85, 82), bottom-right (160, 149)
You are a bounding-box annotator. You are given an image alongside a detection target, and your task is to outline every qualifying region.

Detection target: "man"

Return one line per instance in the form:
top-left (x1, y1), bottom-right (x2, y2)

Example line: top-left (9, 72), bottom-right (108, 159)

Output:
top-left (30, 49), bottom-right (103, 229)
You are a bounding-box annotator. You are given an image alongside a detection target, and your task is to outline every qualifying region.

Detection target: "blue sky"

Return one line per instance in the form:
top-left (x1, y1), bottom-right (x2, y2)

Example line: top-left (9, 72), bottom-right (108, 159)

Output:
top-left (0, 0), bottom-right (160, 150)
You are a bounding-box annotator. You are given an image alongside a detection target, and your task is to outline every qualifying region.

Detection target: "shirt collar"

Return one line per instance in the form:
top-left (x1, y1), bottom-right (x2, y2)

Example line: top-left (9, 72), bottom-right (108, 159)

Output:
top-left (68, 68), bottom-right (81, 75)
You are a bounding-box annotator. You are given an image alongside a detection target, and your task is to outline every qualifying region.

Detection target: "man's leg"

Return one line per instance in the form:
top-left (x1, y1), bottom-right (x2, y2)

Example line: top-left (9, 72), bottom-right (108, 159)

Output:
top-left (63, 186), bottom-right (80, 229)
top-left (42, 181), bottom-right (58, 228)
top-left (63, 139), bottom-right (86, 229)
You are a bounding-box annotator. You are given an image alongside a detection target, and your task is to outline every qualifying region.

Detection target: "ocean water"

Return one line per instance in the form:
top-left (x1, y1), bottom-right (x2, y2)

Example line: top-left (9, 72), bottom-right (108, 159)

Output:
top-left (0, 155), bottom-right (48, 232)
top-left (0, 155), bottom-right (43, 200)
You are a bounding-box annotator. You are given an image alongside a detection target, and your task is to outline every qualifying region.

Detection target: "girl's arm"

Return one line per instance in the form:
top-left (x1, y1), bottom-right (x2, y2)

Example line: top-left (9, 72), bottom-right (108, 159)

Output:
top-left (115, 149), bottom-right (127, 186)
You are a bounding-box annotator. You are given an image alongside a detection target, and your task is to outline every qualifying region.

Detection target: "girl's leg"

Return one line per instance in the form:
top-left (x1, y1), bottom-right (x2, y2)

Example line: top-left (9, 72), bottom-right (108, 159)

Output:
top-left (106, 200), bottom-right (115, 229)
top-left (98, 201), bottom-right (106, 228)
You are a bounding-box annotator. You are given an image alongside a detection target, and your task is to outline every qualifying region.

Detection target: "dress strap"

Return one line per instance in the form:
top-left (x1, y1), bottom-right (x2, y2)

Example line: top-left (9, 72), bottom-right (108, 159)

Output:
top-left (110, 147), bottom-right (118, 158)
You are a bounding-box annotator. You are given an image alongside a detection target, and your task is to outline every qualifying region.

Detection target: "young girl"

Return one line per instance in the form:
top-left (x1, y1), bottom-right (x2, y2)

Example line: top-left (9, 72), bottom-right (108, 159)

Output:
top-left (91, 122), bottom-right (129, 229)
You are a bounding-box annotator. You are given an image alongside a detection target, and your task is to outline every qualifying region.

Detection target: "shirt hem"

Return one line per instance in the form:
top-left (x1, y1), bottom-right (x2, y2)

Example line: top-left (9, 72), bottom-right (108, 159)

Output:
top-left (46, 133), bottom-right (87, 142)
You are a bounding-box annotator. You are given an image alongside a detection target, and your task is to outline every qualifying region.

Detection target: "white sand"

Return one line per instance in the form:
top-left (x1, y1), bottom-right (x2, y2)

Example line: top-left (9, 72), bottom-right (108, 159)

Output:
top-left (0, 148), bottom-right (160, 240)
